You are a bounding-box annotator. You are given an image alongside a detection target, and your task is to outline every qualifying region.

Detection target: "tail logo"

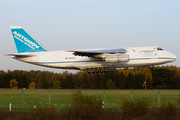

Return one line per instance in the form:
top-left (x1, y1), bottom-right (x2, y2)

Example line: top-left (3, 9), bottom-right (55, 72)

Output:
top-left (13, 31), bottom-right (40, 50)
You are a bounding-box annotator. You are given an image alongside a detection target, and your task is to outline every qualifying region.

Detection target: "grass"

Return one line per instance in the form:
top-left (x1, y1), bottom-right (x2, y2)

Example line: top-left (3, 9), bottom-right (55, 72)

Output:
top-left (0, 89), bottom-right (179, 110)
top-left (0, 91), bottom-right (180, 120)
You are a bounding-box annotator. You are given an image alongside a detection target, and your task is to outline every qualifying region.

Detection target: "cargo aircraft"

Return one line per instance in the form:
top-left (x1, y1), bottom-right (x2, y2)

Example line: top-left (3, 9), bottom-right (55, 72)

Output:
top-left (7, 26), bottom-right (177, 73)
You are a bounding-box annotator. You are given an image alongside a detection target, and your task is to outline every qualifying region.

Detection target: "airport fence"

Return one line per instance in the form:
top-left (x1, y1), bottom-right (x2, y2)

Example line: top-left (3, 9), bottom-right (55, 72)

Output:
top-left (0, 89), bottom-right (180, 113)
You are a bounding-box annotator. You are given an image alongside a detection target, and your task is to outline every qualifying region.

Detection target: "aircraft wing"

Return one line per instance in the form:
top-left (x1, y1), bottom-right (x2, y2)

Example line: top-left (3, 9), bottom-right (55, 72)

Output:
top-left (73, 48), bottom-right (127, 57)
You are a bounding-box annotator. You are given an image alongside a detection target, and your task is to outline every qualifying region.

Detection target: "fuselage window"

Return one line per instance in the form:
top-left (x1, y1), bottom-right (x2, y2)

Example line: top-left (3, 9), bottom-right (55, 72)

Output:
top-left (157, 47), bottom-right (163, 51)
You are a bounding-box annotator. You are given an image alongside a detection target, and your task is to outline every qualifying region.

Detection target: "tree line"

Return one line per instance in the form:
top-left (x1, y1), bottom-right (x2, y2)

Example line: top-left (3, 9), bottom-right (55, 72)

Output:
top-left (0, 65), bottom-right (180, 89)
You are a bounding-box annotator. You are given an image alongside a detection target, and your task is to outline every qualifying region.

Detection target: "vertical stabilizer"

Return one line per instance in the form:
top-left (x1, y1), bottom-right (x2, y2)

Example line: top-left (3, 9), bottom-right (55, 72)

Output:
top-left (10, 26), bottom-right (47, 53)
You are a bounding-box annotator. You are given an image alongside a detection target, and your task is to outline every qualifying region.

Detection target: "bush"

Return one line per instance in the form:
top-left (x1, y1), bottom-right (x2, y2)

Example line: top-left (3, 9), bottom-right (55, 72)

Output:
top-left (0, 110), bottom-right (27, 120)
top-left (156, 99), bottom-right (179, 120)
top-left (29, 82), bottom-right (36, 89)
top-left (53, 81), bottom-right (62, 89)
top-left (120, 95), bottom-right (151, 118)
top-left (120, 95), bottom-right (180, 120)
top-left (10, 79), bottom-right (18, 89)
top-left (28, 105), bottom-right (60, 120)
top-left (67, 90), bottom-right (102, 119)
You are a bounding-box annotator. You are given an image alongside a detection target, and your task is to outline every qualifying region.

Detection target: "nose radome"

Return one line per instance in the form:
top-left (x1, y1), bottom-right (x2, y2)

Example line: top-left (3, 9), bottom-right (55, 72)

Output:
top-left (173, 54), bottom-right (177, 60)
top-left (171, 53), bottom-right (177, 61)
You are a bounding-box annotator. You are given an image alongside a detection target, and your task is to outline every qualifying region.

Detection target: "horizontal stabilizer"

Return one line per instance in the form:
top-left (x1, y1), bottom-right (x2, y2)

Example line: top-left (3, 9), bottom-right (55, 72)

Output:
top-left (5, 54), bottom-right (34, 58)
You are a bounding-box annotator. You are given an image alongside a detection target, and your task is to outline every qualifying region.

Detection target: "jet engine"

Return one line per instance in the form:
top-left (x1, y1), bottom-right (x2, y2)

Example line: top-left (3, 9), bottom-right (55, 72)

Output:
top-left (105, 54), bottom-right (129, 62)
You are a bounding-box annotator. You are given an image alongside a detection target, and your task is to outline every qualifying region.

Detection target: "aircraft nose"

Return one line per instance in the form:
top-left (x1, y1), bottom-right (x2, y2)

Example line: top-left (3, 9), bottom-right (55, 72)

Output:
top-left (171, 53), bottom-right (177, 62)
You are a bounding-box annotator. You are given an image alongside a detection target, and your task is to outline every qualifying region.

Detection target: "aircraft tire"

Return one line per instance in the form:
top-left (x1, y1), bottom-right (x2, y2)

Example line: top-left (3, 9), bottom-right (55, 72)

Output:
top-left (104, 69), bottom-right (107, 73)
top-left (87, 69), bottom-right (91, 73)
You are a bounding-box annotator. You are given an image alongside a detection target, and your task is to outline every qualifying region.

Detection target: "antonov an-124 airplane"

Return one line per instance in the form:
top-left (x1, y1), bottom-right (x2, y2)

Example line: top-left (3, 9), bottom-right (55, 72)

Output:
top-left (7, 26), bottom-right (177, 73)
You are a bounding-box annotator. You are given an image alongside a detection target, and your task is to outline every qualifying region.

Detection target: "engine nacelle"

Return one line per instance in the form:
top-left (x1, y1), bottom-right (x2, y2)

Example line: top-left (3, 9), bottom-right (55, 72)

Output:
top-left (105, 54), bottom-right (129, 62)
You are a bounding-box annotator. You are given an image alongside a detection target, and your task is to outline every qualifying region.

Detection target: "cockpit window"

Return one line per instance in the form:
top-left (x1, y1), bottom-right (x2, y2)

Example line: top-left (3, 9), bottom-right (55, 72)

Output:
top-left (157, 47), bottom-right (163, 51)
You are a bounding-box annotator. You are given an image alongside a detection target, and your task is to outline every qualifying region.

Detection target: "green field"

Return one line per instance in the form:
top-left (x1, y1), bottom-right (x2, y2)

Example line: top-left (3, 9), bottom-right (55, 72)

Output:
top-left (0, 89), bottom-right (180, 110)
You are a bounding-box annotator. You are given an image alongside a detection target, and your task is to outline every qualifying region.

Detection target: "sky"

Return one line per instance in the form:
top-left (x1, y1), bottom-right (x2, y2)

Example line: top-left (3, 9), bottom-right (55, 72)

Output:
top-left (0, 0), bottom-right (180, 73)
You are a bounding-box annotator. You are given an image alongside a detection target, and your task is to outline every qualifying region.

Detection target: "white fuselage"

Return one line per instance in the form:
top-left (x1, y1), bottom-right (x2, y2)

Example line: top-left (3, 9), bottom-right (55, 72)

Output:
top-left (11, 46), bottom-right (177, 70)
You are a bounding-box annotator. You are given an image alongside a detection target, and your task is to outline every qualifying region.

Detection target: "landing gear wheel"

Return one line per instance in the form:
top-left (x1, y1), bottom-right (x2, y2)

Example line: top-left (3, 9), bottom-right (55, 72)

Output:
top-left (96, 69), bottom-right (99, 73)
top-left (100, 69), bottom-right (103, 73)
top-left (104, 69), bottom-right (107, 73)
top-left (151, 65), bottom-right (155, 71)
top-left (87, 69), bottom-right (91, 73)
top-left (92, 69), bottom-right (95, 73)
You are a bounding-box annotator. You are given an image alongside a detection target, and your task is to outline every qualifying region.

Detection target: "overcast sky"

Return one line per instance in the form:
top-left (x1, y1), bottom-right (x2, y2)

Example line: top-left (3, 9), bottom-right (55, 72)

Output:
top-left (0, 0), bottom-right (179, 73)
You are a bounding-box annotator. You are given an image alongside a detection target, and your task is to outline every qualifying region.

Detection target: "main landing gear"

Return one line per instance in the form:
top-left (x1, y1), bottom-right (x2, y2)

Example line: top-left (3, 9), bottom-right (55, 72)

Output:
top-left (87, 68), bottom-right (108, 73)
top-left (151, 65), bottom-right (155, 71)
